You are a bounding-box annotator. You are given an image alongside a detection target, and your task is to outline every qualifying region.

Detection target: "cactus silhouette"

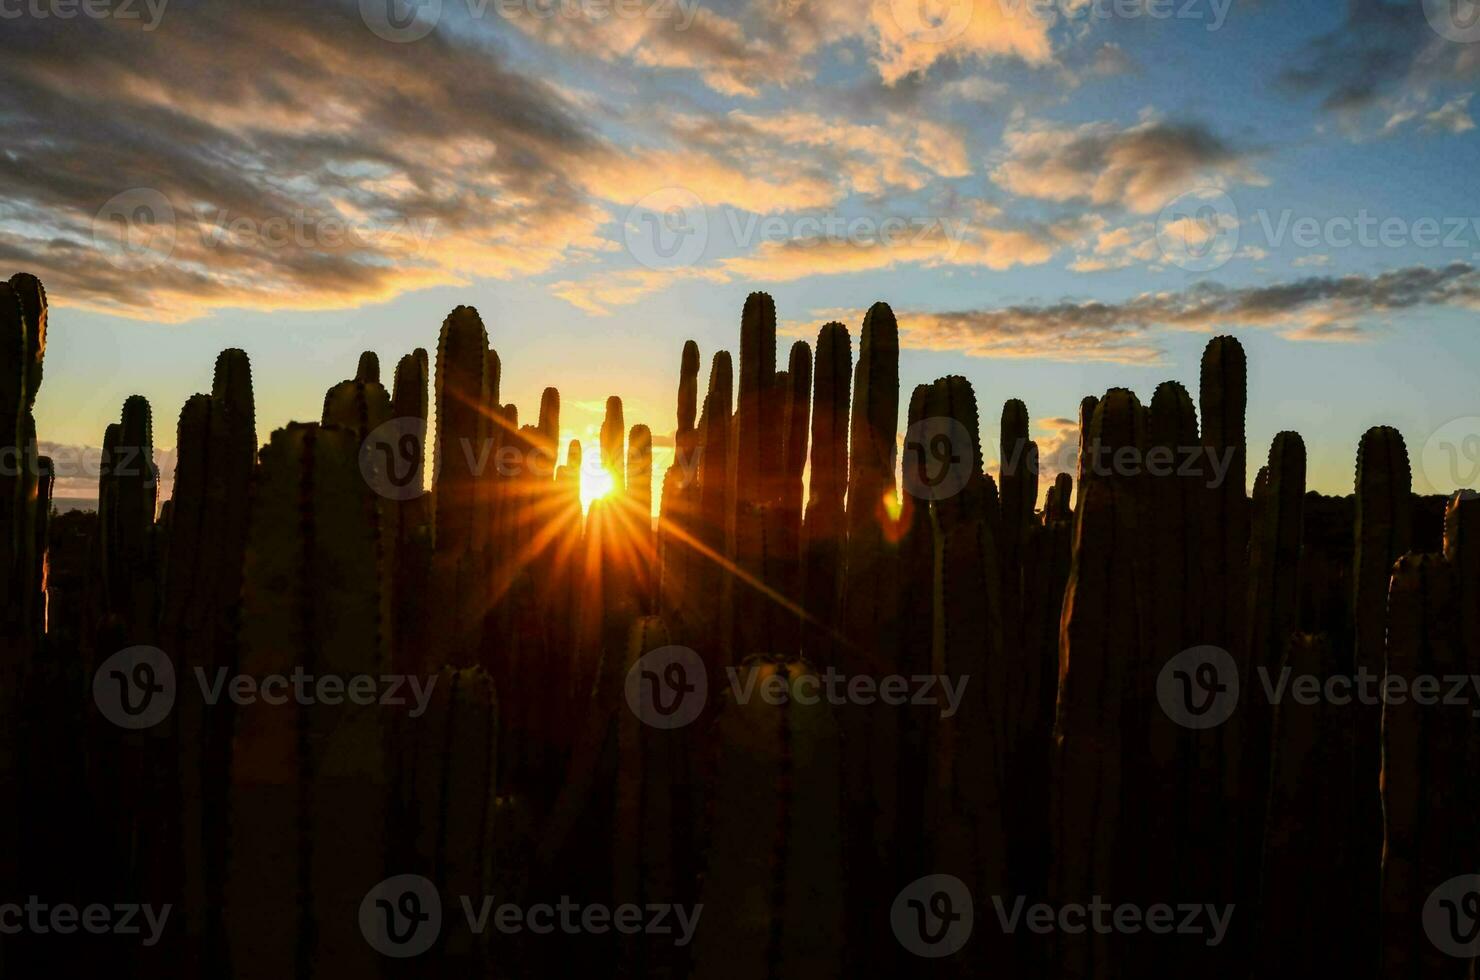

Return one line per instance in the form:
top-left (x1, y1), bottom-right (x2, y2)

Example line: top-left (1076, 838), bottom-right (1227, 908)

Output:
top-left (4, 272), bottom-right (1477, 980)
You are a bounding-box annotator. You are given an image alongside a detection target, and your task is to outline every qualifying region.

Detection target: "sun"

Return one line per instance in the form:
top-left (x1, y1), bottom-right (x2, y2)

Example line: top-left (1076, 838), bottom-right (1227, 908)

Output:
top-left (580, 466), bottom-right (616, 514)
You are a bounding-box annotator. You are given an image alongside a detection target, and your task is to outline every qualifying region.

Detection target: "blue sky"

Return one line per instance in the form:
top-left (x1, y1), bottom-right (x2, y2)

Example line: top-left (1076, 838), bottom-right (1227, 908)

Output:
top-left (6, 0), bottom-right (1480, 503)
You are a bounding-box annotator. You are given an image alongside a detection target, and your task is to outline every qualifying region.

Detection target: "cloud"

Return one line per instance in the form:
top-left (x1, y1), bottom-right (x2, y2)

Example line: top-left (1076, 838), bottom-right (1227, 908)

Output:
top-left (0, 0), bottom-right (623, 319)
top-left (1280, 0), bottom-right (1479, 136)
top-left (554, 209), bottom-right (1092, 313)
top-left (879, 263), bottom-right (1480, 362)
top-left (990, 115), bottom-right (1260, 213)
top-left (1423, 92), bottom-right (1477, 134)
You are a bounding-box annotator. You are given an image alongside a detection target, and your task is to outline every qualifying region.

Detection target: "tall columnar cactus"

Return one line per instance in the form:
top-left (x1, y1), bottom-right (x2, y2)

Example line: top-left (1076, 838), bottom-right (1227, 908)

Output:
top-left (1255, 632), bottom-right (1356, 976)
top-left (730, 293), bottom-right (784, 658)
top-left (400, 665), bottom-right (500, 968)
top-left (158, 349), bottom-right (256, 969)
top-left (601, 395), bottom-right (626, 494)
top-left (355, 350), bottom-right (380, 385)
top-left (0, 274), bottom-right (47, 649)
top-left (659, 341), bottom-right (703, 637)
top-left (1353, 423), bottom-right (1412, 963)
top-left (1072, 394), bottom-right (1098, 511)
top-left (837, 304), bottom-right (900, 970)
top-left (615, 616), bottom-right (697, 980)
top-left (1379, 553), bottom-right (1475, 979)
top-left (925, 374), bottom-right (1011, 974)
top-left (841, 302), bottom-right (901, 674)
top-left (999, 398), bottom-right (1033, 645)
top-left (1050, 388), bottom-right (1147, 978)
top-left (431, 308), bottom-right (490, 665)
top-left (692, 656), bottom-right (843, 980)
top-left (801, 322), bottom-right (850, 663)
top-left (1198, 335), bottom-right (1248, 652)
top-left (1444, 492), bottom-right (1480, 666)
top-left (1243, 431), bottom-right (1306, 873)
top-left (228, 423), bottom-right (388, 979)
top-left (627, 424), bottom-right (655, 611)
top-left (767, 340), bottom-right (811, 655)
top-left (99, 395), bottom-right (160, 638)
top-left (433, 306), bottom-right (490, 554)
top-left (695, 351), bottom-right (733, 666)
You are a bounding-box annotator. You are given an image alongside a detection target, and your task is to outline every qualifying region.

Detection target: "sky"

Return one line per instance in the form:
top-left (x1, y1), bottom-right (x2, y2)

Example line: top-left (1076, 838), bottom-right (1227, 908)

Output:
top-left (4, 0), bottom-right (1480, 507)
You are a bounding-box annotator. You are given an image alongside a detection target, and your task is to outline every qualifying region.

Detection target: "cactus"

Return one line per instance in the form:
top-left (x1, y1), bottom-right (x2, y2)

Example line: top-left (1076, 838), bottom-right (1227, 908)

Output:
top-left (1352, 424), bottom-right (1412, 963)
top-left (99, 395), bottom-right (160, 637)
top-left (1243, 431), bottom-right (1306, 885)
top-left (614, 617), bottom-right (697, 979)
top-left (1050, 388), bottom-right (1147, 977)
top-left (433, 306), bottom-right (490, 554)
top-left (1379, 553), bottom-right (1475, 978)
top-left (158, 349), bottom-right (256, 971)
top-left (227, 422), bottom-right (388, 979)
top-left (801, 322), bottom-right (850, 664)
top-left (1255, 632), bottom-right (1356, 975)
top-left (692, 656), bottom-right (843, 980)
top-left (400, 665), bottom-right (500, 967)
top-left (355, 350), bottom-right (380, 385)
top-left (658, 342), bottom-right (703, 639)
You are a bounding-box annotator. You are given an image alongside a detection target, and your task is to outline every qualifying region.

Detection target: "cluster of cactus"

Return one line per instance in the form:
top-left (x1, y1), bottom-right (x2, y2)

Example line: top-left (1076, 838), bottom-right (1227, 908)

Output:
top-left (4, 271), bottom-right (1479, 979)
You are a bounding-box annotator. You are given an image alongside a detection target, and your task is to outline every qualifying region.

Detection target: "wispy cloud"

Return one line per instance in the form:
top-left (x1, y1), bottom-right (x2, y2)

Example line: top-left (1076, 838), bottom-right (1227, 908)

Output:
top-left (837, 263), bottom-right (1480, 363)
